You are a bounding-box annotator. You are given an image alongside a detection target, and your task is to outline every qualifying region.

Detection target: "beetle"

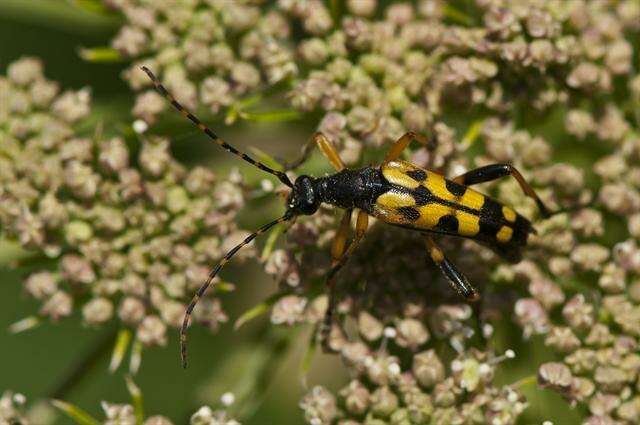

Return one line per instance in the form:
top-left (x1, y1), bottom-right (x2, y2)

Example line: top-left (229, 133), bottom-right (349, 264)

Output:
top-left (142, 66), bottom-right (554, 368)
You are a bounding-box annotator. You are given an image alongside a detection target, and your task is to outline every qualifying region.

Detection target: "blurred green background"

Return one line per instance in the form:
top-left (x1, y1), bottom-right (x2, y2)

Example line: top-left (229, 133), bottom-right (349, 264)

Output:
top-left (0, 2), bottom-right (345, 424)
top-left (0, 1), bottom-right (587, 424)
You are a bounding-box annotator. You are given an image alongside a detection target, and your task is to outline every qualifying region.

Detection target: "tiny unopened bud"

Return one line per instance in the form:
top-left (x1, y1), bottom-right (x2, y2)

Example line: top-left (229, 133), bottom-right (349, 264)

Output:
top-left (133, 119), bottom-right (148, 134)
top-left (220, 392), bottom-right (235, 407)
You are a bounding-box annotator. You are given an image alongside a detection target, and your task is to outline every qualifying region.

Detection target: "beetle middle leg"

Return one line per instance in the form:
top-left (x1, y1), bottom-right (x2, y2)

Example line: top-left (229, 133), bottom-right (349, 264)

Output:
top-left (452, 163), bottom-right (552, 218)
top-left (320, 209), bottom-right (369, 352)
top-left (383, 131), bottom-right (437, 164)
top-left (284, 132), bottom-right (345, 172)
top-left (424, 234), bottom-right (479, 302)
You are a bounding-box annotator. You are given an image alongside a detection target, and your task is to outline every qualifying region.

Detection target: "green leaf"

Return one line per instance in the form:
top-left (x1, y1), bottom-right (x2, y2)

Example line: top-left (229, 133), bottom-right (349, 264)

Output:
top-left (248, 147), bottom-right (285, 172)
top-left (0, 238), bottom-right (30, 267)
top-left (461, 119), bottom-right (484, 150)
top-left (225, 94), bottom-right (263, 125)
top-left (109, 328), bottom-right (132, 373)
top-left (234, 293), bottom-right (281, 330)
top-left (67, 0), bottom-right (115, 16)
top-left (9, 316), bottom-right (41, 334)
top-left (260, 225), bottom-right (284, 261)
top-left (300, 329), bottom-right (317, 379)
top-left (79, 47), bottom-right (123, 63)
top-left (239, 109), bottom-right (303, 123)
top-left (225, 106), bottom-right (240, 125)
top-left (129, 339), bottom-right (143, 375)
top-left (215, 281), bottom-right (236, 293)
top-left (443, 4), bottom-right (474, 26)
top-left (125, 375), bottom-right (145, 425)
top-left (198, 326), bottom-right (293, 420)
top-left (51, 400), bottom-right (101, 425)
top-left (0, 0), bottom-right (119, 34)
top-left (512, 374), bottom-right (537, 389)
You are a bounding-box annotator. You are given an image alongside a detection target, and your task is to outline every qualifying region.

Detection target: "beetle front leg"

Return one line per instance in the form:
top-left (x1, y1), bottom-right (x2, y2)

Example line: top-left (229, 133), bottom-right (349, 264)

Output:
top-left (320, 209), bottom-right (369, 352)
top-left (452, 163), bottom-right (552, 218)
top-left (424, 235), bottom-right (479, 302)
top-left (284, 132), bottom-right (345, 172)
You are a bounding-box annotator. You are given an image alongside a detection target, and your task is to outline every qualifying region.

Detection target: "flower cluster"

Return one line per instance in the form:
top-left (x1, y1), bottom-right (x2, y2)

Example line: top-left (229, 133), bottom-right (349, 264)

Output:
top-left (0, 391), bottom-right (28, 424)
top-left (104, 0), bottom-right (640, 422)
top-left (257, 1), bottom-right (637, 423)
top-left (0, 389), bottom-right (240, 425)
top-left (288, 0), bottom-right (639, 164)
top-left (112, 0), bottom-right (638, 164)
top-left (507, 120), bottom-right (640, 423)
top-left (100, 402), bottom-right (239, 425)
top-left (0, 57), bottom-right (253, 347)
top-left (109, 0), bottom-right (298, 124)
top-left (3, 0), bottom-right (639, 422)
top-left (301, 346), bottom-right (525, 425)
top-left (263, 121), bottom-right (564, 424)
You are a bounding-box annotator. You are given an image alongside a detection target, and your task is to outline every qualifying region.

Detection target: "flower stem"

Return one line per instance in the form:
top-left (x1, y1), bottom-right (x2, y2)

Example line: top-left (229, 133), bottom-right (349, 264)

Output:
top-left (512, 374), bottom-right (537, 389)
top-left (49, 325), bottom-right (119, 400)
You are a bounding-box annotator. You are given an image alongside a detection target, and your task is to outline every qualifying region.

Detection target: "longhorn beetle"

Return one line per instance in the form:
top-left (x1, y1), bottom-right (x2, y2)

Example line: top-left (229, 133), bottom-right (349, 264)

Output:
top-left (142, 66), bottom-right (555, 368)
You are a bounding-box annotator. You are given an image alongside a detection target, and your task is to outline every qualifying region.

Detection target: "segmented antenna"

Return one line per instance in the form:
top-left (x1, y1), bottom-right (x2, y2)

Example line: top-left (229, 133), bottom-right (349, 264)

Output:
top-left (180, 213), bottom-right (292, 368)
top-left (141, 66), bottom-right (293, 188)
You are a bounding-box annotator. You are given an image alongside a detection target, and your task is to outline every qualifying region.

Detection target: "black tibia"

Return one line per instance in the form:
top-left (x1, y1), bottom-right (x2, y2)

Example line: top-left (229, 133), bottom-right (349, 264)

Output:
top-left (453, 164), bottom-right (510, 185)
top-left (424, 236), bottom-right (479, 302)
top-left (438, 256), bottom-right (479, 301)
top-left (453, 163), bottom-right (551, 218)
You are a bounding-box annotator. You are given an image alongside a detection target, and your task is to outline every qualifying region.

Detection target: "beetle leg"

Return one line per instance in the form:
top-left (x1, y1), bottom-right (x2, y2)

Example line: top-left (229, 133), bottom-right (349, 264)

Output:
top-left (284, 132), bottom-right (345, 172)
top-left (424, 235), bottom-right (479, 302)
top-left (383, 131), bottom-right (437, 164)
top-left (452, 163), bottom-right (552, 218)
top-left (320, 209), bottom-right (369, 352)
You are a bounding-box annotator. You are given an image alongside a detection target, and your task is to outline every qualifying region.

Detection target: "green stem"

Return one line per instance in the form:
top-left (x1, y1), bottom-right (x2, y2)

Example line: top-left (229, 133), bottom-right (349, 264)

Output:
top-left (189, 324), bottom-right (294, 422)
top-left (49, 325), bottom-right (118, 399)
top-left (79, 47), bottom-right (124, 63)
top-left (0, 0), bottom-right (119, 34)
top-left (239, 109), bottom-right (304, 123)
top-left (443, 4), bottom-right (474, 26)
top-left (109, 328), bottom-right (132, 372)
top-left (67, 0), bottom-right (116, 16)
top-left (125, 375), bottom-right (145, 425)
top-left (461, 118), bottom-right (484, 150)
top-left (512, 374), bottom-right (537, 389)
top-left (51, 400), bottom-right (101, 425)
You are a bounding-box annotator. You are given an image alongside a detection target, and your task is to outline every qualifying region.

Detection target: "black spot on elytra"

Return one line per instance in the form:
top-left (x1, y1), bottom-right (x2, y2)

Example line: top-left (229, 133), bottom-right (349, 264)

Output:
top-left (406, 169), bottom-right (427, 182)
top-left (445, 179), bottom-right (466, 197)
top-left (436, 214), bottom-right (459, 233)
top-left (412, 185), bottom-right (432, 206)
top-left (479, 197), bottom-right (503, 222)
top-left (398, 206), bottom-right (420, 221)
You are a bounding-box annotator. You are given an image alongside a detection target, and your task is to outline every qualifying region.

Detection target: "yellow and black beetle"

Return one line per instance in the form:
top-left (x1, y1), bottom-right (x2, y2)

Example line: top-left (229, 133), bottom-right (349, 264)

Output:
top-left (142, 67), bottom-right (553, 368)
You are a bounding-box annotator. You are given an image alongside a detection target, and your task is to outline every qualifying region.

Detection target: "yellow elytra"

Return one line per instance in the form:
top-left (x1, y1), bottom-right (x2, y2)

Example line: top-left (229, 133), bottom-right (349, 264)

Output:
top-left (372, 160), bottom-right (531, 263)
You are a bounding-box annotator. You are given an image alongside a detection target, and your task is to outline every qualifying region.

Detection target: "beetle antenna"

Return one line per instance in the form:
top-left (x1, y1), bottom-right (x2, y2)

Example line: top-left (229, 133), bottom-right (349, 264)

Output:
top-left (141, 66), bottom-right (293, 188)
top-left (180, 212), bottom-right (292, 368)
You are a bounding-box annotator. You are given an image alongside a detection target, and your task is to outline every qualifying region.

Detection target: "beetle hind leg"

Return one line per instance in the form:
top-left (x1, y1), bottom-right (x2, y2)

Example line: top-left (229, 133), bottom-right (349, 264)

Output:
top-left (452, 163), bottom-right (552, 218)
top-left (424, 235), bottom-right (479, 302)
